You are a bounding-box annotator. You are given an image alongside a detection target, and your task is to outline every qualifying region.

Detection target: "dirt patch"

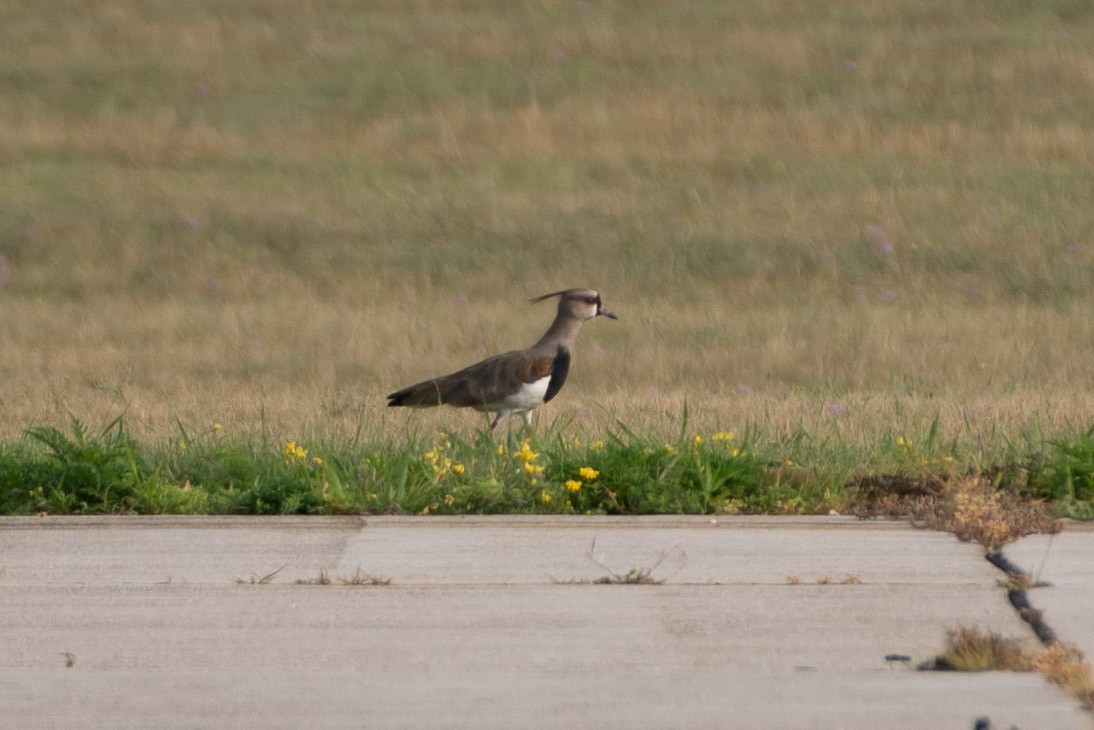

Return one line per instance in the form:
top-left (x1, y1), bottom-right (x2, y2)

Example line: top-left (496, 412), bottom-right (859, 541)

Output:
top-left (845, 472), bottom-right (1059, 551)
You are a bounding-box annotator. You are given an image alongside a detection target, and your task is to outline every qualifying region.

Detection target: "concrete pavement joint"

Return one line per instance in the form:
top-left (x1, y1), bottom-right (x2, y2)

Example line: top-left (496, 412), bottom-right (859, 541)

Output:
top-left (3, 516), bottom-right (1091, 728)
top-left (986, 546), bottom-right (1094, 714)
top-left (986, 550), bottom-right (1057, 646)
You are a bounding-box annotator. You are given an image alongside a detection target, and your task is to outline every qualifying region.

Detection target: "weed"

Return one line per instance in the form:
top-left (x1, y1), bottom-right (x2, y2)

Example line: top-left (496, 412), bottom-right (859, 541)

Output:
top-left (590, 567), bottom-right (663, 586)
top-left (295, 569), bottom-right (332, 586)
top-left (1033, 643), bottom-right (1094, 713)
top-left (995, 574), bottom-right (1051, 591)
top-left (233, 566), bottom-right (285, 585)
top-left (21, 417), bottom-right (141, 513)
top-left (923, 628), bottom-right (1094, 712)
top-left (340, 568), bottom-right (391, 586)
top-left (787, 573), bottom-right (861, 585)
top-left (295, 567), bottom-right (391, 586)
top-left (553, 536), bottom-right (680, 585)
top-left (848, 472), bottom-right (1060, 551)
top-left (1027, 428), bottom-right (1094, 518)
top-left (920, 628), bottom-right (1032, 672)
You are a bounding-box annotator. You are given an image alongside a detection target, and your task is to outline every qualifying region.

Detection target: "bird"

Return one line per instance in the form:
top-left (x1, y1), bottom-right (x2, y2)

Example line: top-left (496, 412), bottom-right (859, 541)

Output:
top-left (386, 288), bottom-right (617, 429)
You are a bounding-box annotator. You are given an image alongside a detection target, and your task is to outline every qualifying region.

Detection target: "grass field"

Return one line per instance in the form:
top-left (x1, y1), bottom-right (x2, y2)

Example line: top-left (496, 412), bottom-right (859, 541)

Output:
top-left (0, 1), bottom-right (1091, 516)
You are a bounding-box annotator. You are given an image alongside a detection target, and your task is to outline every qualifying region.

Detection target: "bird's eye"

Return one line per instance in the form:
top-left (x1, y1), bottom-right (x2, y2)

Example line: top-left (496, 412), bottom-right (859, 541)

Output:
top-left (584, 297), bottom-right (597, 305)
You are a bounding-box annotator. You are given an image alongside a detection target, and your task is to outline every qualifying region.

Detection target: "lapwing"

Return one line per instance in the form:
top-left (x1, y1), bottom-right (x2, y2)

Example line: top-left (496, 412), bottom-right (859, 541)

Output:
top-left (387, 288), bottom-right (617, 429)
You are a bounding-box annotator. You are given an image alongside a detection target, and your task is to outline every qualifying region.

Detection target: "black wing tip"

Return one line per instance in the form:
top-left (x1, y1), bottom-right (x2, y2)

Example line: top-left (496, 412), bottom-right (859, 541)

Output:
top-left (386, 381), bottom-right (446, 408)
top-left (386, 388), bottom-right (410, 407)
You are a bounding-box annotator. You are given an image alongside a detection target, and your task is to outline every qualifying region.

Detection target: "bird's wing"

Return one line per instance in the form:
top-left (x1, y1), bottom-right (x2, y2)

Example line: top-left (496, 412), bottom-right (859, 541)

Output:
top-left (387, 349), bottom-right (562, 408)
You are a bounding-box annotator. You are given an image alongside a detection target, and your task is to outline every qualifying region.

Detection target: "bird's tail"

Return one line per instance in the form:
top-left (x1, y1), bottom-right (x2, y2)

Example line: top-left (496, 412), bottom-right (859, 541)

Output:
top-left (386, 381), bottom-right (445, 408)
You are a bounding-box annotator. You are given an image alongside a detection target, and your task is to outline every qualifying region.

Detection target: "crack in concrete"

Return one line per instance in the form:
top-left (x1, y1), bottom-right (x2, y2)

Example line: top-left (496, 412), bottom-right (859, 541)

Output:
top-left (985, 544), bottom-right (1094, 717)
top-left (984, 550), bottom-right (1057, 647)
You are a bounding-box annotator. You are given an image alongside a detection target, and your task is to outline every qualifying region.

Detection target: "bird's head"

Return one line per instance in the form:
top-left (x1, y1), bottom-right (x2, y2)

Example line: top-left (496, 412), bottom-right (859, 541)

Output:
top-left (530, 288), bottom-right (617, 321)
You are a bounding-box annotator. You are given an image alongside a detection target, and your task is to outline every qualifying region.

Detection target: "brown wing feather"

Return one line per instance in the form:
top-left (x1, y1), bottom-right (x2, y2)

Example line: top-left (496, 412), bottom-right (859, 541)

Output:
top-left (387, 350), bottom-right (554, 409)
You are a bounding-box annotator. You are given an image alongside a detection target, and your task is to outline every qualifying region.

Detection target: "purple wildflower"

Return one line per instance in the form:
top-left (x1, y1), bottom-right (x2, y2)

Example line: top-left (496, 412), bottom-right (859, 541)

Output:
top-left (864, 224), bottom-right (894, 255)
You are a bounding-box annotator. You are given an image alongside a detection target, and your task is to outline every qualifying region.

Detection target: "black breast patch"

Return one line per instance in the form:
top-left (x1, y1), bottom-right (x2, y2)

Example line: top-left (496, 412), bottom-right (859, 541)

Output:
top-left (543, 346), bottom-right (570, 403)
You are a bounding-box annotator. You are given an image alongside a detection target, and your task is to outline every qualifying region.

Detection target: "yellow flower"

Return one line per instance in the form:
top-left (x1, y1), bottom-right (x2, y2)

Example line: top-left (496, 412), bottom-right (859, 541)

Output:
top-left (444, 494), bottom-right (455, 506)
top-left (712, 431), bottom-right (734, 443)
top-left (578, 466), bottom-right (599, 481)
top-left (213, 423), bottom-right (222, 432)
top-left (497, 444), bottom-right (506, 456)
top-left (178, 440), bottom-right (188, 452)
top-left (452, 463), bottom-right (465, 475)
top-left (540, 490), bottom-right (552, 505)
top-left (565, 479), bottom-right (582, 492)
top-left (896, 436), bottom-right (912, 451)
top-left (283, 441), bottom-right (307, 462)
top-left (515, 441), bottom-right (538, 463)
top-left (664, 444), bottom-right (678, 455)
top-left (312, 456), bottom-right (323, 465)
top-left (731, 448), bottom-right (741, 458)
top-left (589, 440), bottom-right (605, 452)
top-left (693, 435), bottom-right (703, 447)
top-left (524, 463), bottom-right (544, 476)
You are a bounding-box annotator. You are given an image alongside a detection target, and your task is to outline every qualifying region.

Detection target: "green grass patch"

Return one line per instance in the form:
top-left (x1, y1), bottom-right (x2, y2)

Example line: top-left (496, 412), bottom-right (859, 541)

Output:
top-left (1025, 427), bottom-right (1094, 518)
top-left (0, 415), bottom-right (1089, 519)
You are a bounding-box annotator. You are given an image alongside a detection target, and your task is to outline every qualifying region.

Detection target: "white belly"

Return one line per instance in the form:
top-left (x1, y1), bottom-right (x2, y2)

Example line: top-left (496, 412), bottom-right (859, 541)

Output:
top-left (504, 376), bottom-right (551, 409)
top-left (479, 375), bottom-right (550, 412)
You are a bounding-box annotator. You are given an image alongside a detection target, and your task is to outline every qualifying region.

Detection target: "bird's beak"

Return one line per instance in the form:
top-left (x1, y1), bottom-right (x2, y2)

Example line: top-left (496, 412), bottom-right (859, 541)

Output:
top-left (597, 306), bottom-right (618, 320)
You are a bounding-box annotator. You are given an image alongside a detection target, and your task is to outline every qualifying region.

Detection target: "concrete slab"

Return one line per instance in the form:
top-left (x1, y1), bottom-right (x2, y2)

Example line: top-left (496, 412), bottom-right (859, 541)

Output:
top-left (1, 516), bottom-right (1089, 729)
top-left (1008, 523), bottom-right (1094, 662)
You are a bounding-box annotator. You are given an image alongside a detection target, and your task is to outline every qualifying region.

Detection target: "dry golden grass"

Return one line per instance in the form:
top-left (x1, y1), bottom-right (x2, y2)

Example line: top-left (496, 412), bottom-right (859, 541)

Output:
top-left (1033, 643), bottom-right (1094, 712)
top-left (927, 627), bottom-right (1034, 672)
top-left (0, 0), bottom-right (1090, 445)
top-left (925, 629), bottom-right (1094, 712)
top-left (0, 285), bottom-right (1090, 443)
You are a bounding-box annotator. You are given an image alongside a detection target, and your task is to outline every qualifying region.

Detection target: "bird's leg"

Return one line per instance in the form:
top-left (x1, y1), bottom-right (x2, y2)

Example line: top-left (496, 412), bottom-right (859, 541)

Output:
top-left (490, 412), bottom-right (502, 431)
